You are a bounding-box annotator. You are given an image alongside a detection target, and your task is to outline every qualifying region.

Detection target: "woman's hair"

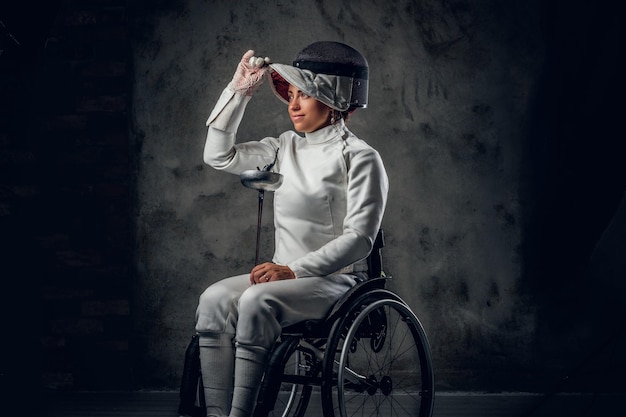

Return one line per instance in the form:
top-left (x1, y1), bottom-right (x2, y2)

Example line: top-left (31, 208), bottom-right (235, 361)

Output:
top-left (340, 109), bottom-right (355, 123)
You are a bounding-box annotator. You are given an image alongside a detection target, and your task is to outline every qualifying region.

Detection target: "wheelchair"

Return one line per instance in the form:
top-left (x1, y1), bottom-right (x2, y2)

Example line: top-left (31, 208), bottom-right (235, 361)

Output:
top-left (252, 230), bottom-right (435, 417)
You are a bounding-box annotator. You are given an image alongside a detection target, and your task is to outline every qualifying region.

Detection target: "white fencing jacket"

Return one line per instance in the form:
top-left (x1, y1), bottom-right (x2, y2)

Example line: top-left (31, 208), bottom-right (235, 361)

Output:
top-left (204, 88), bottom-right (388, 278)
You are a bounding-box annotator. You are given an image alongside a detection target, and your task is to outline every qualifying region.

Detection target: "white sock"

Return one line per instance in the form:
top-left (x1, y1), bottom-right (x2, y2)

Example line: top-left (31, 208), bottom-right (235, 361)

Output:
top-left (199, 333), bottom-right (235, 417)
top-left (229, 344), bottom-right (269, 417)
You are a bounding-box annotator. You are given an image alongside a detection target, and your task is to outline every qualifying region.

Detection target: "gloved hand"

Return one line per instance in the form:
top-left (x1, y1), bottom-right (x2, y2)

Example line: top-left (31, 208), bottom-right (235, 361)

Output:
top-left (228, 50), bottom-right (271, 96)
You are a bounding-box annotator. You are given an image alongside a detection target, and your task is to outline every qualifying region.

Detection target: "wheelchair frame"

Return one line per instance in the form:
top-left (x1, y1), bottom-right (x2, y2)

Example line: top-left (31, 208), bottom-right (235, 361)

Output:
top-left (253, 230), bottom-right (435, 417)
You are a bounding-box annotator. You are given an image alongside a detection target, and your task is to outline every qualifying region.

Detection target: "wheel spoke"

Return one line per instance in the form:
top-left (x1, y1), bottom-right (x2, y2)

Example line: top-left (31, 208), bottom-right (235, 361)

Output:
top-left (338, 298), bottom-right (433, 417)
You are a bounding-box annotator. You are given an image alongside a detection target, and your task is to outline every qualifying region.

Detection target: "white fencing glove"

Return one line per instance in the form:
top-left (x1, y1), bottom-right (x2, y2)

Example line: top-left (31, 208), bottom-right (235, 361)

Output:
top-left (228, 50), bottom-right (271, 96)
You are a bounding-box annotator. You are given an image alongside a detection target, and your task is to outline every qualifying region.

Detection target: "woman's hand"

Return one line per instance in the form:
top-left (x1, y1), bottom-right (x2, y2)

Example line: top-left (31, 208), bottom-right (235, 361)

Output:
top-left (250, 262), bottom-right (295, 284)
top-left (229, 50), bottom-right (271, 96)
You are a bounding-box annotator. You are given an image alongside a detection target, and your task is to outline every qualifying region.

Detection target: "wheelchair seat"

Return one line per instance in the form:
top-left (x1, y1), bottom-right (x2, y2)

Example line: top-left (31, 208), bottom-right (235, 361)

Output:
top-left (280, 277), bottom-right (388, 338)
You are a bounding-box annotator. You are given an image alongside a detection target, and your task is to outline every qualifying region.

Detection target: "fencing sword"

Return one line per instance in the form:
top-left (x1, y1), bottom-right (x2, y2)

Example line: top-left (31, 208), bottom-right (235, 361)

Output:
top-left (239, 148), bottom-right (282, 266)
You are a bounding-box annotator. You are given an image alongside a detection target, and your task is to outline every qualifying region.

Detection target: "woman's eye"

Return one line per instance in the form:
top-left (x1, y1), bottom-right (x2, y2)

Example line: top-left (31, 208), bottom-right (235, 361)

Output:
top-left (287, 92), bottom-right (307, 101)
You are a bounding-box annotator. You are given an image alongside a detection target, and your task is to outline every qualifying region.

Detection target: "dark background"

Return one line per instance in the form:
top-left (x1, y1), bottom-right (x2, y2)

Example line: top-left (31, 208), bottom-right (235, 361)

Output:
top-left (1, 0), bottom-right (624, 398)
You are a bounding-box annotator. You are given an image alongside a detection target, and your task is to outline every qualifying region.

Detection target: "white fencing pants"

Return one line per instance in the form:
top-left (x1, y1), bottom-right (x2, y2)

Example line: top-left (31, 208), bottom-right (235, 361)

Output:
top-left (195, 273), bottom-right (359, 417)
top-left (199, 333), bottom-right (234, 417)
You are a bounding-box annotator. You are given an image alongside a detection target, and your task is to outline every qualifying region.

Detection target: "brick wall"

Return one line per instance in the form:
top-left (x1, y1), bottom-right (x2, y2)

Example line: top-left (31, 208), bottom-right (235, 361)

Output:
top-left (1, 0), bottom-right (133, 391)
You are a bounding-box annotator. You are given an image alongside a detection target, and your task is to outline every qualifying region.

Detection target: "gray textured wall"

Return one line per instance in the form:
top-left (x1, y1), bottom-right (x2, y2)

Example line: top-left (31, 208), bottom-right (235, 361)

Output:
top-left (129, 0), bottom-right (624, 391)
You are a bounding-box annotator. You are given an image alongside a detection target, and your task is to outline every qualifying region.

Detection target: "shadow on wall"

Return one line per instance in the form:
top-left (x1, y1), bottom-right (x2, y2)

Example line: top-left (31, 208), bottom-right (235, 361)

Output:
top-left (525, 0), bottom-right (626, 392)
top-left (564, 195), bottom-right (626, 393)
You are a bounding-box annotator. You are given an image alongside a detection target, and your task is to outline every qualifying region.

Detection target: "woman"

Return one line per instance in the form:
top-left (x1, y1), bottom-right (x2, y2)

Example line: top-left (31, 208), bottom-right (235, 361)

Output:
top-left (195, 41), bottom-right (388, 417)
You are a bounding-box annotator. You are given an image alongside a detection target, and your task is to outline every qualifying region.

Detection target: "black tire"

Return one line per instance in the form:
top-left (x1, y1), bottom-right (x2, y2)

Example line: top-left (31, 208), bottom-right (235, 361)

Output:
top-left (321, 290), bottom-right (435, 417)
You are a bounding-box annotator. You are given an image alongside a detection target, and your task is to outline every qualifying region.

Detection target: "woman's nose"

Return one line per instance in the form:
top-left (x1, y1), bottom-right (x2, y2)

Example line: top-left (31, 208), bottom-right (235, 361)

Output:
top-left (289, 97), bottom-right (300, 110)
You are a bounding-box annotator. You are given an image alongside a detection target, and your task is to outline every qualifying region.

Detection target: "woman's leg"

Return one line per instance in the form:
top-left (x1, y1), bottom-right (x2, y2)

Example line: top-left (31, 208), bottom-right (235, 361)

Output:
top-left (198, 333), bottom-right (235, 417)
top-left (235, 273), bottom-right (358, 346)
top-left (195, 274), bottom-right (250, 417)
top-left (229, 273), bottom-right (357, 417)
top-left (229, 343), bottom-right (269, 417)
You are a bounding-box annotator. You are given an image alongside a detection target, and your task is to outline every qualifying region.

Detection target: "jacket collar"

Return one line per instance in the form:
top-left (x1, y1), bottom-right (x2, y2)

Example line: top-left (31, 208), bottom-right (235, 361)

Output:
top-left (304, 119), bottom-right (345, 144)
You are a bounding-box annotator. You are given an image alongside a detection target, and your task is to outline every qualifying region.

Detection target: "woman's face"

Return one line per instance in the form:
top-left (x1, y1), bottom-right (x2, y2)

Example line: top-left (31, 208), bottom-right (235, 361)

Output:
top-left (287, 85), bottom-right (332, 133)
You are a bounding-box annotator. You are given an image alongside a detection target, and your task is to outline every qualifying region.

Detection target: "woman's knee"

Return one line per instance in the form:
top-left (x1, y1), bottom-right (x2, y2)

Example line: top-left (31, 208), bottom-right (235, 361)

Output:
top-left (195, 282), bottom-right (239, 333)
top-left (199, 281), bottom-right (230, 305)
top-left (237, 285), bottom-right (269, 316)
top-left (236, 287), bottom-right (282, 347)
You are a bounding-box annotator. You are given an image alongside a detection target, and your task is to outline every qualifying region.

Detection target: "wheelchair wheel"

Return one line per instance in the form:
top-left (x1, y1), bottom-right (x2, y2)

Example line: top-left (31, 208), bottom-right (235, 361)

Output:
top-left (321, 290), bottom-right (435, 417)
top-left (266, 339), bottom-right (316, 417)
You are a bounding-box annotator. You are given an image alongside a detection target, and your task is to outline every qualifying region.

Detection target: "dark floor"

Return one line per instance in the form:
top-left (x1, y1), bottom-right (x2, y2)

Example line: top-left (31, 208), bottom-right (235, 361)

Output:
top-left (41, 390), bottom-right (625, 417)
